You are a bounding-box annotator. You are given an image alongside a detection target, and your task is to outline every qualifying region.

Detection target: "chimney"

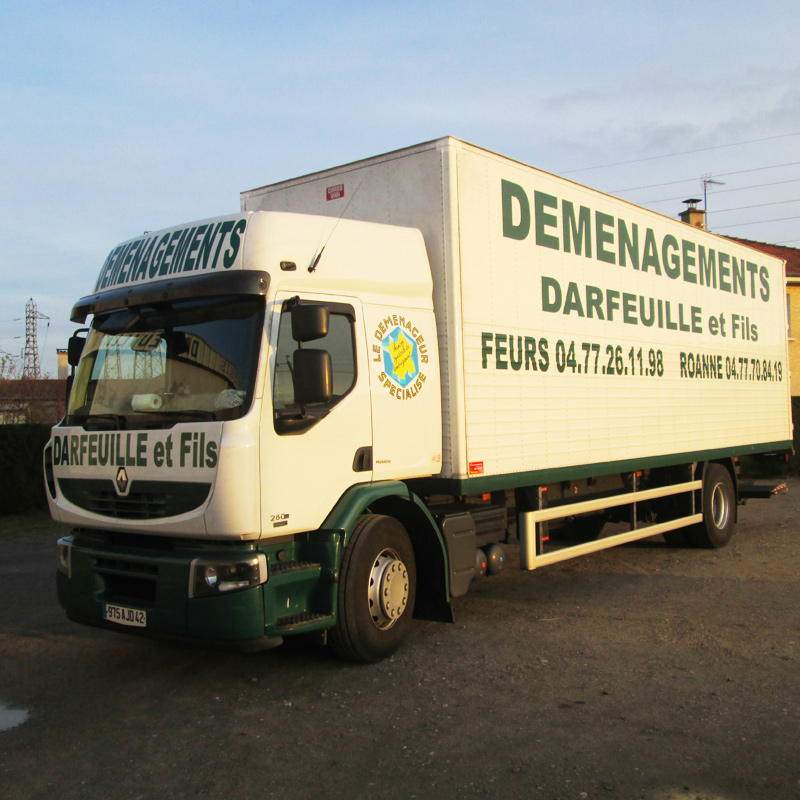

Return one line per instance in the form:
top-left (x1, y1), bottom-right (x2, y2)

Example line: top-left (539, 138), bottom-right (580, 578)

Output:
top-left (679, 198), bottom-right (706, 229)
top-left (57, 349), bottom-right (69, 381)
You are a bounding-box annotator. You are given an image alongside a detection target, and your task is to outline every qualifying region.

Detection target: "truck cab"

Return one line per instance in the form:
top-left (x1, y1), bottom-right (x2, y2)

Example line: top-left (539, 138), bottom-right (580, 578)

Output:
top-left (49, 211), bottom-right (446, 660)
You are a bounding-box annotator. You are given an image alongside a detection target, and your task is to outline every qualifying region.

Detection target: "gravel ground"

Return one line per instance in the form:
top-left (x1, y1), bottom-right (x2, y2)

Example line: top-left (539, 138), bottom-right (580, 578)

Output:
top-left (1, 480), bottom-right (799, 800)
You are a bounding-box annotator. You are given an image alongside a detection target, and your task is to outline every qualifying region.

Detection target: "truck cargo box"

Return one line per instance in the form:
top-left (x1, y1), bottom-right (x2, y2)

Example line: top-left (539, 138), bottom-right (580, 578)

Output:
top-left (242, 137), bottom-right (792, 491)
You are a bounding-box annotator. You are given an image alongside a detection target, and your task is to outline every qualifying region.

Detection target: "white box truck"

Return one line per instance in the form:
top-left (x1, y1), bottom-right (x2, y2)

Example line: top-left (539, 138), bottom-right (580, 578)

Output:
top-left (49, 137), bottom-right (792, 661)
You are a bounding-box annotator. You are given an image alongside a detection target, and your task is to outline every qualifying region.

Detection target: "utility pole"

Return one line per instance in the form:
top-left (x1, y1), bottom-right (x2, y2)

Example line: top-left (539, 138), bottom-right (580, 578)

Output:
top-left (22, 299), bottom-right (50, 379)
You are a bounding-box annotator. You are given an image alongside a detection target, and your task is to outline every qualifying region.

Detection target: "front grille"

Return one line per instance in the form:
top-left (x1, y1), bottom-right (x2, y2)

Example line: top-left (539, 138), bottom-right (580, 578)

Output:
top-left (95, 557), bottom-right (159, 576)
top-left (89, 488), bottom-right (166, 519)
top-left (94, 556), bottom-right (159, 604)
top-left (59, 478), bottom-right (211, 519)
top-left (103, 574), bottom-right (157, 603)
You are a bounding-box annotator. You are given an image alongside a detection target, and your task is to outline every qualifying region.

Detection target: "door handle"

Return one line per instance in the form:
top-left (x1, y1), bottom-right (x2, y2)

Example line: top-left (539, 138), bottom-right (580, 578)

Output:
top-left (352, 446), bottom-right (372, 472)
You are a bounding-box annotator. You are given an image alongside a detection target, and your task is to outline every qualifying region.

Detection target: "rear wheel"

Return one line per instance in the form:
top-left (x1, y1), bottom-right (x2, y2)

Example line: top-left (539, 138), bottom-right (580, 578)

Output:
top-left (688, 463), bottom-right (735, 548)
top-left (329, 514), bottom-right (416, 662)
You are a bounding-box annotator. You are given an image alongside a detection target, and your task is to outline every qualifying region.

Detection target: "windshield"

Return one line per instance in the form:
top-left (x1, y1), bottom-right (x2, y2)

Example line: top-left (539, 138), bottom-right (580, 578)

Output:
top-left (67, 295), bottom-right (264, 428)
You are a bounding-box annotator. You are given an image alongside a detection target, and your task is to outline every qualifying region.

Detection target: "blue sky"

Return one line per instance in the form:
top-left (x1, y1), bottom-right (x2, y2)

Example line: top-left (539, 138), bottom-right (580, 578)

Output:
top-left (3, 0), bottom-right (800, 375)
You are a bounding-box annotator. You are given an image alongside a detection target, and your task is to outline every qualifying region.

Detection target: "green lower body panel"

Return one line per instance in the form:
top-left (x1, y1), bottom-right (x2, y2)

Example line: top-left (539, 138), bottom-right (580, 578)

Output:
top-left (261, 530), bottom-right (340, 637)
top-left (56, 529), bottom-right (341, 650)
top-left (410, 440), bottom-right (794, 495)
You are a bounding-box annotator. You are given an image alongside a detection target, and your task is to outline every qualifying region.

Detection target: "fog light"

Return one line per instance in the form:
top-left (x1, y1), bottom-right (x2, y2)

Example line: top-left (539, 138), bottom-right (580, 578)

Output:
top-left (190, 554), bottom-right (267, 598)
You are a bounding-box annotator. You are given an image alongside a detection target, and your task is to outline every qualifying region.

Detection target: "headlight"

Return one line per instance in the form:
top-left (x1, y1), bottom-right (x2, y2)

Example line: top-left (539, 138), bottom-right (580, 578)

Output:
top-left (190, 554), bottom-right (268, 598)
top-left (57, 537), bottom-right (72, 578)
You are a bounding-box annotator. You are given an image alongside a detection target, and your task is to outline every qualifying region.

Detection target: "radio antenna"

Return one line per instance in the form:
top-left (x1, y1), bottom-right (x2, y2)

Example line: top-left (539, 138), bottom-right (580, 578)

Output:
top-left (702, 174), bottom-right (725, 230)
top-left (309, 181), bottom-right (363, 272)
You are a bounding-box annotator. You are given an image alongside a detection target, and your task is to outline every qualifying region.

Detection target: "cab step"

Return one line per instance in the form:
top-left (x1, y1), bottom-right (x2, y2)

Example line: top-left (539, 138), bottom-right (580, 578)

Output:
top-left (276, 612), bottom-right (333, 632)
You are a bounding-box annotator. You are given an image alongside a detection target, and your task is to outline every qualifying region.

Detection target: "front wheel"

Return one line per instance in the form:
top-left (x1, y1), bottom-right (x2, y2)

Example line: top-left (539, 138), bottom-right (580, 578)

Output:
top-left (329, 514), bottom-right (416, 662)
top-left (688, 463), bottom-right (736, 548)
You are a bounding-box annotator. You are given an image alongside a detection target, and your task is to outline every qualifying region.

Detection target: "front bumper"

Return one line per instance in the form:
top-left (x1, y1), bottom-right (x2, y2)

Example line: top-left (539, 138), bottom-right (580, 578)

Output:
top-left (56, 529), bottom-right (341, 648)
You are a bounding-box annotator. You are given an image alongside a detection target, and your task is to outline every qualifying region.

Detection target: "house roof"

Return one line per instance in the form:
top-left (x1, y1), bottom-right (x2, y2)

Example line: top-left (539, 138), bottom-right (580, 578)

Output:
top-left (725, 237), bottom-right (800, 278)
top-left (0, 379), bottom-right (64, 400)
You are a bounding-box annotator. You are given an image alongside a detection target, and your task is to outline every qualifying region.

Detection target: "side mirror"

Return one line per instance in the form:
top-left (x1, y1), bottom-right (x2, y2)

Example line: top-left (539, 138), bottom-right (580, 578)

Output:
top-left (169, 331), bottom-right (189, 356)
top-left (291, 304), bottom-right (329, 343)
top-left (293, 349), bottom-right (332, 406)
top-left (67, 330), bottom-right (88, 367)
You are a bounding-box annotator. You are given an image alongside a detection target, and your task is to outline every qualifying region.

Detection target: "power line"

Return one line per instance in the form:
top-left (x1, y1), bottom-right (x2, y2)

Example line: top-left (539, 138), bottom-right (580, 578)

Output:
top-left (610, 161), bottom-right (800, 194)
top-left (704, 177), bottom-right (800, 196)
top-left (562, 131), bottom-right (800, 174)
top-left (713, 214), bottom-right (800, 231)
top-left (711, 198), bottom-right (800, 215)
top-left (640, 177), bottom-right (800, 205)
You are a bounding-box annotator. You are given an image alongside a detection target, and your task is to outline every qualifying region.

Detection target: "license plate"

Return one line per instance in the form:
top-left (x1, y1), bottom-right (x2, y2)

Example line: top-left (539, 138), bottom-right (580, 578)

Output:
top-left (103, 604), bottom-right (147, 628)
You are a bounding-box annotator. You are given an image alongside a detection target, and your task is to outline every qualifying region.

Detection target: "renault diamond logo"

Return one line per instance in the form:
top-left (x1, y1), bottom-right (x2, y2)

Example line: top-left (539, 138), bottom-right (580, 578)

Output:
top-left (115, 467), bottom-right (129, 495)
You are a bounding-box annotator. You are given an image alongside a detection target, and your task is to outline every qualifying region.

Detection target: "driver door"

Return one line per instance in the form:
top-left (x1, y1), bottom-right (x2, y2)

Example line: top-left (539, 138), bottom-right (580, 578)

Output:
top-left (260, 292), bottom-right (373, 536)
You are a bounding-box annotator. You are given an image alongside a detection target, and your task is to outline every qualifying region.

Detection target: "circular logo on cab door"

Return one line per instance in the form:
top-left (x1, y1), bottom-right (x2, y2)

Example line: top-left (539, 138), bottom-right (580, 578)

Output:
top-left (373, 316), bottom-right (429, 400)
top-left (382, 327), bottom-right (419, 387)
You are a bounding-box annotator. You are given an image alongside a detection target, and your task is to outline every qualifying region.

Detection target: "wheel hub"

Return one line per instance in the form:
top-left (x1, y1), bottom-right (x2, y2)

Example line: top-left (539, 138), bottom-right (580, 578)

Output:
top-left (711, 482), bottom-right (731, 529)
top-left (368, 548), bottom-right (409, 630)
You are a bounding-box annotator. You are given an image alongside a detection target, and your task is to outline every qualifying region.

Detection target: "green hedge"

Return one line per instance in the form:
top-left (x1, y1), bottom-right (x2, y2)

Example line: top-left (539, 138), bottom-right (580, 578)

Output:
top-left (0, 424), bottom-right (52, 514)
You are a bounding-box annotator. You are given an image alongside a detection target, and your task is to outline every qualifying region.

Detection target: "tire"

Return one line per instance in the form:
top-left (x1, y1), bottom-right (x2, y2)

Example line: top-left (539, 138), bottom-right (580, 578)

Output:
top-left (688, 463), bottom-right (736, 549)
top-left (329, 514), bottom-right (416, 662)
